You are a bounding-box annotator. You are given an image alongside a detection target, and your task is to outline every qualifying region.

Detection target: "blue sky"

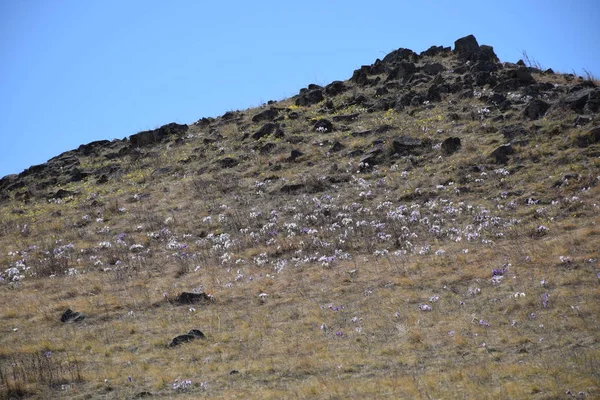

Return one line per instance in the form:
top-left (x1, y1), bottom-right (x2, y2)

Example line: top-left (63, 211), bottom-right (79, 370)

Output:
top-left (1, 0), bottom-right (599, 178)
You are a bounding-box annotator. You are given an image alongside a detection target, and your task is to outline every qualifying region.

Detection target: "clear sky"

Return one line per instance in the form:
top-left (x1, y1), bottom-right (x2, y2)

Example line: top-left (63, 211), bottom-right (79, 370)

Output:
top-left (1, 0), bottom-right (599, 179)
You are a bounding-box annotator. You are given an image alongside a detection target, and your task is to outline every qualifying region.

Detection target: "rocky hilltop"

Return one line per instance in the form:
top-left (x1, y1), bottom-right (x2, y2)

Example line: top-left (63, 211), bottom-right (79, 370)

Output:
top-left (0, 35), bottom-right (599, 399)
top-left (2, 34), bottom-right (598, 203)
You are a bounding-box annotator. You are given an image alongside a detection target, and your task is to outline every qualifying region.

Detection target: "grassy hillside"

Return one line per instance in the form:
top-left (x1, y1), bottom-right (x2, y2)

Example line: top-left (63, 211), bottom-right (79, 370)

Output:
top-left (1, 35), bottom-right (599, 399)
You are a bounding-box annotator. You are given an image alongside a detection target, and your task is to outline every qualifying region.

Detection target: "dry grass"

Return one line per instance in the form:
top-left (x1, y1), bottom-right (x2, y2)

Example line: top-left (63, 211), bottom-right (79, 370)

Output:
top-left (1, 49), bottom-right (599, 398)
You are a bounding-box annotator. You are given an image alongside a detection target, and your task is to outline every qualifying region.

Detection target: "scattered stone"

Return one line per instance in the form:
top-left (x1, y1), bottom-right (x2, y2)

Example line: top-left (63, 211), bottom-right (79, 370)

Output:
top-left (523, 99), bottom-right (550, 120)
top-left (392, 136), bottom-right (425, 155)
top-left (252, 108), bottom-right (279, 123)
top-left (332, 113), bottom-right (359, 122)
top-left (288, 149), bottom-right (304, 161)
top-left (217, 157), bottom-right (238, 169)
top-left (575, 126), bottom-right (600, 147)
top-left (280, 183), bottom-right (305, 194)
top-left (329, 141), bottom-right (344, 153)
top-left (441, 137), bottom-right (461, 155)
top-left (491, 144), bottom-right (514, 164)
top-left (175, 292), bottom-right (213, 305)
top-left (252, 123), bottom-right (284, 140)
top-left (573, 116), bottom-right (592, 126)
top-left (501, 124), bottom-right (528, 139)
top-left (61, 309), bottom-right (85, 323)
top-left (313, 119), bottom-right (334, 132)
top-left (168, 329), bottom-right (206, 348)
top-left (359, 144), bottom-right (385, 167)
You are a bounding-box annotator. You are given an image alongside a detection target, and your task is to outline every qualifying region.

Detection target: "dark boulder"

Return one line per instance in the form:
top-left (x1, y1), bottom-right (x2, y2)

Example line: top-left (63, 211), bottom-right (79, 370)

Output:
top-left (313, 119), bottom-right (334, 132)
top-left (454, 35), bottom-right (498, 62)
top-left (479, 45), bottom-right (499, 62)
top-left (280, 183), bottom-right (306, 194)
top-left (515, 67), bottom-right (535, 84)
top-left (392, 136), bottom-right (425, 155)
top-left (288, 149), bottom-right (304, 161)
top-left (296, 89), bottom-right (324, 106)
top-left (423, 63), bottom-right (445, 75)
top-left (501, 124), bottom-right (528, 139)
top-left (359, 144), bottom-right (385, 167)
top-left (332, 113), bottom-right (359, 122)
top-left (382, 48), bottom-right (419, 65)
top-left (441, 137), bottom-right (461, 155)
top-left (168, 329), bottom-right (206, 347)
top-left (491, 144), bottom-right (514, 164)
top-left (217, 157), bottom-right (238, 169)
top-left (350, 66), bottom-right (371, 86)
top-left (129, 123), bottom-right (189, 148)
top-left (386, 62), bottom-right (417, 82)
top-left (175, 292), bottom-right (213, 305)
top-left (252, 123), bottom-right (284, 140)
top-left (259, 142), bottom-right (276, 155)
top-left (561, 88), bottom-right (598, 113)
top-left (454, 35), bottom-right (480, 60)
top-left (0, 174), bottom-right (24, 196)
top-left (252, 108), bottom-right (280, 123)
top-left (325, 81), bottom-right (347, 96)
top-left (470, 61), bottom-right (499, 73)
top-left (48, 189), bottom-right (76, 200)
top-left (77, 140), bottom-right (111, 156)
top-left (523, 99), bottom-right (550, 120)
top-left (329, 141), bottom-right (344, 153)
top-left (421, 45), bottom-right (451, 57)
top-left (61, 309), bottom-right (85, 323)
top-left (575, 126), bottom-right (600, 147)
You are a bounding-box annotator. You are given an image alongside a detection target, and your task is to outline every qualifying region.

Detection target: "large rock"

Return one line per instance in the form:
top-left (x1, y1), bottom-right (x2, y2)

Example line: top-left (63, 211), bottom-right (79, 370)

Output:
top-left (61, 309), bottom-right (85, 323)
top-left (422, 63), bottom-right (445, 75)
top-left (392, 136), bottom-right (425, 155)
top-left (252, 108), bottom-right (279, 123)
top-left (441, 137), bottom-right (461, 155)
top-left (454, 35), bottom-right (480, 60)
top-left (386, 62), bottom-right (417, 82)
top-left (295, 89), bottom-right (324, 106)
top-left (77, 140), bottom-right (111, 156)
top-left (421, 45), bottom-right (451, 57)
top-left (491, 144), bottom-right (514, 164)
top-left (129, 123), bottom-right (188, 148)
top-left (359, 144), bottom-right (385, 167)
top-left (175, 292), bottom-right (213, 305)
top-left (382, 48), bottom-right (419, 65)
top-left (523, 99), bottom-right (550, 120)
top-left (575, 126), bottom-right (600, 147)
top-left (313, 119), bottom-right (334, 132)
top-left (325, 81), bottom-right (347, 96)
top-left (561, 88), bottom-right (599, 113)
top-left (454, 35), bottom-right (498, 62)
top-left (501, 124), bottom-right (528, 140)
top-left (252, 123), bottom-right (284, 140)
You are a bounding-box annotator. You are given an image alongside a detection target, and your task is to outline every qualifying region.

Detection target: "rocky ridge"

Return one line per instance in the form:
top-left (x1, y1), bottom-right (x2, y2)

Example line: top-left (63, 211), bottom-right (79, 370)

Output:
top-left (1, 35), bottom-right (598, 205)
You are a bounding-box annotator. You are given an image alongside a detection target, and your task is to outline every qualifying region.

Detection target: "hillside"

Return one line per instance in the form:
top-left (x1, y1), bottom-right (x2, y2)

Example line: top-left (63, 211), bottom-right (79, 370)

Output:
top-left (1, 34), bottom-right (599, 399)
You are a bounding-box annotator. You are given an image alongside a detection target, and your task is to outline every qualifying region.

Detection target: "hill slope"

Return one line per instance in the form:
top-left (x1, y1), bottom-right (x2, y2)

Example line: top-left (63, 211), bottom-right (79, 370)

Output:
top-left (1, 35), bottom-right (599, 399)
